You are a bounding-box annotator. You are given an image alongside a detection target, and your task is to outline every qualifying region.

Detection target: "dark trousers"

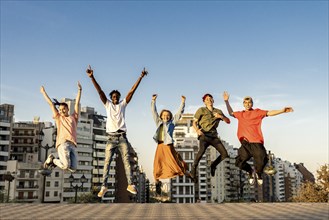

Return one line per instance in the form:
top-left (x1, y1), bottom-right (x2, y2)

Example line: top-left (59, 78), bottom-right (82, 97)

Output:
top-left (192, 135), bottom-right (228, 176)
top-left (235, 140), bottom-right (268, 176)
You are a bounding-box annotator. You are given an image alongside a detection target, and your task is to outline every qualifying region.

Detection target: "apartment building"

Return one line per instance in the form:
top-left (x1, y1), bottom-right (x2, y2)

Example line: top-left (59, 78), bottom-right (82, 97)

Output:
top-left (210, 140), bottom-right (255, 203)
top-left (0, 104), bottom-right (14, 191)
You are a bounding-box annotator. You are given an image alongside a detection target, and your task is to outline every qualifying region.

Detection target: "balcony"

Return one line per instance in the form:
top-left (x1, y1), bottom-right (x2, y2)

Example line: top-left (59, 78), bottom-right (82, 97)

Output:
top-left (16, 185), bottom-right (39, 191)
top-left (15, 196), bottom-right (39, 201)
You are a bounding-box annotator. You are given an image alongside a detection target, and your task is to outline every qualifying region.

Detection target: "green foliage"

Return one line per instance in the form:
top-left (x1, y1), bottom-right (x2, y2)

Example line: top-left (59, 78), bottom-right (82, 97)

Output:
top-left (293, 164), bottom-right (329, 202)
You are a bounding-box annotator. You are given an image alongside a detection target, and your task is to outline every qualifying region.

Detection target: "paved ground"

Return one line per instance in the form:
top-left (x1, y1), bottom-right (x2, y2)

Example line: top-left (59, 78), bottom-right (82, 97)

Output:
top-left (0, 203), bottom-right (328, 219)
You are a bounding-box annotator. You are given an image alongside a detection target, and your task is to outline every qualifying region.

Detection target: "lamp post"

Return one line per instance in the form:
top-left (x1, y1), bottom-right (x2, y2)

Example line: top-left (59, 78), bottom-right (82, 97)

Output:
top-left (38, 128), bottom-right (56, 203)
top-left (69, 173), bottom-right (87, 203)
top-left (264, 151), bottom-right (276, 202)
top-left (3, 171), bottom-right (15, 202)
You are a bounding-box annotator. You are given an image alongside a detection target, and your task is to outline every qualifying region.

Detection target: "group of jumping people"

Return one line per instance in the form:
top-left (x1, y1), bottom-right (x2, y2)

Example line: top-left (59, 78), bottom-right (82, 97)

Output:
top-left (40, 66), bottom-right (293, 197)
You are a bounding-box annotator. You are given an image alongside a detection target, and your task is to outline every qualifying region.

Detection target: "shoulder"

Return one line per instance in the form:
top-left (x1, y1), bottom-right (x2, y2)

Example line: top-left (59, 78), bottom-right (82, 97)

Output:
top-left (196, 107), bottom-right (206, 112)
top-left (254, 108), bottom-right (267, 114)
top-left (214, 108), bottom-right (223, 113)
top-left (121, 99), bottom-right (127, 106)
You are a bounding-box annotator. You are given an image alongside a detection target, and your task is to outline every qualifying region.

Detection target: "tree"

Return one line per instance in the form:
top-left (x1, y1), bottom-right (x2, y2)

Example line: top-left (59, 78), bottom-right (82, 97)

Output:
top-left (293, 164), bottom-right (328, 202)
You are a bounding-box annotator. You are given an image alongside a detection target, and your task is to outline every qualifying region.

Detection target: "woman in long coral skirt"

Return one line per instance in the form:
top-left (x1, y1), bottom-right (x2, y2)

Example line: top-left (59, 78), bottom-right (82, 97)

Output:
top-left (151, 94), bottom-right (192, 194)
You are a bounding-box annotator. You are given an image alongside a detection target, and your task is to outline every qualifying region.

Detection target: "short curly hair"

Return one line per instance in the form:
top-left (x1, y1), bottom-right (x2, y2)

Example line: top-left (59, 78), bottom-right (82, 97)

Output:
top-left (109, 90), bottom-right (121, 97)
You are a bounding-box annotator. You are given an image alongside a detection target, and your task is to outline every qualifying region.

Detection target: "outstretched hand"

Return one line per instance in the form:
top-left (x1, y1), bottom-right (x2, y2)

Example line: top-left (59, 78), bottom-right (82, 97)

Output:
top-left (283, 107), bottom-right (294, 113)
top-left (141, 67), bottom-right (148, 78)
top-left (86, 65), bottom-right (93, 77)
top-left (40, 86), bottom-right (46, 94)
top-left (223, 91), bottom-right (230, 101)
top-left (181, 95), bottom-right (186, 102)
top-left (78, 81), bottom-right (82, 90)
top-left (152, 94), bottom-right (157, 101)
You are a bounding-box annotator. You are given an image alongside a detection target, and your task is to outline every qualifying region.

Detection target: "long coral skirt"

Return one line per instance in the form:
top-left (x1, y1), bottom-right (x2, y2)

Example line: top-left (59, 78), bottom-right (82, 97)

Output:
top-left (153, 142), bottom-right (187, 181)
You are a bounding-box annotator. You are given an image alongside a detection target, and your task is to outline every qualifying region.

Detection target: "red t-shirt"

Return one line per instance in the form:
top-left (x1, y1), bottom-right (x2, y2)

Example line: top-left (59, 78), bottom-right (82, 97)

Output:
top-left (233, 108), bottom-right (268, 144)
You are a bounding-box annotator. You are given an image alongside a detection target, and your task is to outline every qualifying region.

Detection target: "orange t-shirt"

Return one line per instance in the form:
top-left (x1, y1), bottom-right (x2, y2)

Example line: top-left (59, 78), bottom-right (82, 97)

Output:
top-left (54, 112), bottom-right (78, 148)
top-left (233, 108), bottom-right (268, 144)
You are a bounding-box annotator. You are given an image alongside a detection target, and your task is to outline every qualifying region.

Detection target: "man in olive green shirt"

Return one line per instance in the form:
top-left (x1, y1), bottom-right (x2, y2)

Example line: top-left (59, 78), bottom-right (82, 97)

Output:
top-left (191, 94), bottom-right (230, 182)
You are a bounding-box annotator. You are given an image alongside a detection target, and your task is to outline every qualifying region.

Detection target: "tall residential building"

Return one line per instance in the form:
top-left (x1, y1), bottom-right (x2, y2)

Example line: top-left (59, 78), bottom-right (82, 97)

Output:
top-left (0, 104), bottom-right (14, 191)
top-left (171, 113), bottom-right (206, 203)
top-left (210, 141), bottom-right (255, 203)
top-left (7, 118), bottom-right (47, 203)
top-left (270, 157), bottom-right (303, 202)
top-left (294, 163), bottom-right (315, 183)
top-left (80, 106), bottom-right (116, 202)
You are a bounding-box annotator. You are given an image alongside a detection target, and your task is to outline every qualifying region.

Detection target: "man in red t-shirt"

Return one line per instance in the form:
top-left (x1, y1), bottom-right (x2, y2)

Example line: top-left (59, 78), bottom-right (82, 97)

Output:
top-left (223, 91), bottom-right (293, 185)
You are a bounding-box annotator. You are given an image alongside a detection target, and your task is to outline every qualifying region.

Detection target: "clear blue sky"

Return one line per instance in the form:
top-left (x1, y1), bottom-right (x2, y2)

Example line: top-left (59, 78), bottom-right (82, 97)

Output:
top-left (1, 1), bottom-right (328, 182)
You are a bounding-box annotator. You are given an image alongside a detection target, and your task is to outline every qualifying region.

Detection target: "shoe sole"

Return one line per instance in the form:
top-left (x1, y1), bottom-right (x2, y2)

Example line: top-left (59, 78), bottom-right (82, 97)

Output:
top-left (98, 189), bottom-right (108, 198)
top-left (127, 189), bottom-right (137, 195)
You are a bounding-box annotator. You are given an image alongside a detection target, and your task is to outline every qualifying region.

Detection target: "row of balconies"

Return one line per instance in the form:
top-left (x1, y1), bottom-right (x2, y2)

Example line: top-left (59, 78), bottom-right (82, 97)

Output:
top-left (16, 185), bottom-right (39, 190)
top-left (15, 196), bottom-right (39, 200)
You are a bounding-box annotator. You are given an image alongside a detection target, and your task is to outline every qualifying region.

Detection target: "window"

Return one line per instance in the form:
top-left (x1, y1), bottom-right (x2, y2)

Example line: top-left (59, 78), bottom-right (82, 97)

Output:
top-left (54, 181), bottom-right (59, 187)
top-left (46, 181), bottom-right (50, 187)
top-left (45, 191), bottom-right (50, 197)
top-left (54, 191), bottom-right (58, 197)
top-left (55, 172), bottom-right (59, 177)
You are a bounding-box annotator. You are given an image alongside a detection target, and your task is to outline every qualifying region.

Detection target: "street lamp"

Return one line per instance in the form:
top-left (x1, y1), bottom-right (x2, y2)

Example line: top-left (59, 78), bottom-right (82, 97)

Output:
top-left (264, 151), bottom-right (276, 202)
top-left (69, 173), bottom-right (87, 203)
top-left (38, 128), bottom-right (56, 203)
top-left (3, 171), bottom-right (15, 202)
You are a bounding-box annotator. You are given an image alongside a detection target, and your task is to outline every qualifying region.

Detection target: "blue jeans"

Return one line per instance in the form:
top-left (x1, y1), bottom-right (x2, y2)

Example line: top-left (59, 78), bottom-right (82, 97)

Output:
top-left (53, 141), bottom-right (78, 172)
top-left (102, 133), bottom-right (133, 187)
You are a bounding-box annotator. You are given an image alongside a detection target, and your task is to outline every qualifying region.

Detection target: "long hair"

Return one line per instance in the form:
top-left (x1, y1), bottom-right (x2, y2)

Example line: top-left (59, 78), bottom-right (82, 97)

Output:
top-left (159, 109), bottom-right (173, 121)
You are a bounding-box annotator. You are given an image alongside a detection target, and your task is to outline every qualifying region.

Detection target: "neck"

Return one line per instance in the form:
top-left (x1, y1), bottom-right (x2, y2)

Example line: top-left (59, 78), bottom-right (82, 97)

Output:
top-left (206, 105), bottom-right (213, 111)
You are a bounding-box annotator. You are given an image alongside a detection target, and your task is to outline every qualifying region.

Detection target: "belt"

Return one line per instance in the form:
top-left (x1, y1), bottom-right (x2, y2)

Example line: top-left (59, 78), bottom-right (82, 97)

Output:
top-left (108, 132), bottom-right (126, 137)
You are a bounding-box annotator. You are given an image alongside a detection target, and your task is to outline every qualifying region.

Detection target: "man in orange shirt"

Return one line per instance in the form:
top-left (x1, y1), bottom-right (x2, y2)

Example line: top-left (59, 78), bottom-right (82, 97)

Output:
top-left (40, 82), bottom-right (82, 172)
top-left (223, 91), bottom-right (293, 185)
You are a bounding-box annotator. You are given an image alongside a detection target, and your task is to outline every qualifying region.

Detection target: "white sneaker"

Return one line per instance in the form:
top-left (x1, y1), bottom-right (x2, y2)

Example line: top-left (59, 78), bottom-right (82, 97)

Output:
top-left (256, 173), bottom-right (263, 185)
top-left (43, 154), bottom-right (54, 169)
top-left (97, 186), bottom-right (108, 198)
top-left (248, 176), bottom-right (255, 185)
top-left (127, 184), bottom-right (137, 194)
top-left (67, 167), bottom-right (76, 173)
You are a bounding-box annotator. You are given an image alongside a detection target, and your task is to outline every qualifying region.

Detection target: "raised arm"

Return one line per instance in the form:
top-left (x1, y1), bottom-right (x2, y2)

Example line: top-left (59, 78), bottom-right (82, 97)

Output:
top-left (173, 96), bottom-right (186, 124)
top-left (223, 91), bottom-right (235, 117)
top-left (267, 107), bottom-right (294, 117)
top-left (40, 86), bottom-right (58, 117)
top-left (151, 94), bottom-right (161, 124)
top-left (86, 65), bottom-right (107, 104)
top-left (75, 81), bottom-right (82, 114)
top-left (126, 68), bottom-right (148, 104)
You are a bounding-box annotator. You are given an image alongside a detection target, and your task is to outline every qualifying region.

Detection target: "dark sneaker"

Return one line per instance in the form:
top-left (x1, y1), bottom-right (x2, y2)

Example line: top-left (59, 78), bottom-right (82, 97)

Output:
top-left (155, 181), bottom-right (162, 195)
top-left (43, 154), bottom-right (55, 169)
